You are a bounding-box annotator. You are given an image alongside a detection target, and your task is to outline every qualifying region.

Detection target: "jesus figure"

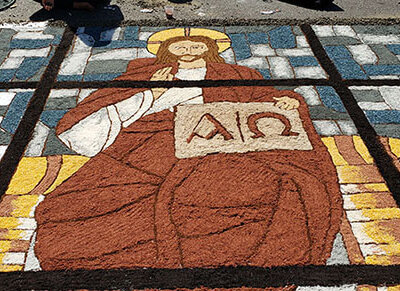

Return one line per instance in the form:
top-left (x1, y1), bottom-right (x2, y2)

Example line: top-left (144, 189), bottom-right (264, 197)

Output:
top-left (34, 28), bottom-right (343, 273)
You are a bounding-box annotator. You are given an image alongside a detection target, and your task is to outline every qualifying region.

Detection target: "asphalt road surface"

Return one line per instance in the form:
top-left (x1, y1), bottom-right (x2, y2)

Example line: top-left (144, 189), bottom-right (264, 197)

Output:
top-left (0, 0), bottom-right (399, 25)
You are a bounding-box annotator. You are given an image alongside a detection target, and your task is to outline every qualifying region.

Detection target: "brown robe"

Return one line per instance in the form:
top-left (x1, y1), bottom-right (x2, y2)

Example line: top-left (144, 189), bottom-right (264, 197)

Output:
top-left (35, 58), bottom-right (343, 270)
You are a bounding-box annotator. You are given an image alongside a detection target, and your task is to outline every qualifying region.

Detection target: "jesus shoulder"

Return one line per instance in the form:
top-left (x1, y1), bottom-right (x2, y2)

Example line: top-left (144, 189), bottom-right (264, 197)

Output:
top-left (207, 62), bottom-right (264, 80)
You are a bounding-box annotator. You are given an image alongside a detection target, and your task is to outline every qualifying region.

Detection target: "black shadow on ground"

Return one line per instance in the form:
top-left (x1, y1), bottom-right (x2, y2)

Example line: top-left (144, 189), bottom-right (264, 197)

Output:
top-left (29, 3), bottom-right (124, 27)
top-left (277, 0), bottom-right (344, 11)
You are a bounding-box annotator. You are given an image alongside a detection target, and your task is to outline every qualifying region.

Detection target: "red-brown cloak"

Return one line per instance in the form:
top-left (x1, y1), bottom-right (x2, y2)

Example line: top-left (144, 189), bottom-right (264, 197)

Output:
top-left (34, 58), bottom-right (343, 270)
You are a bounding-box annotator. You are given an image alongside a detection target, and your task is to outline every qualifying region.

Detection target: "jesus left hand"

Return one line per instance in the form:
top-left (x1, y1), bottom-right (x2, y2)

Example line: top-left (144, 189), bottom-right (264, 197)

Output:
top-left (273, 96), bottom-right (300, 110)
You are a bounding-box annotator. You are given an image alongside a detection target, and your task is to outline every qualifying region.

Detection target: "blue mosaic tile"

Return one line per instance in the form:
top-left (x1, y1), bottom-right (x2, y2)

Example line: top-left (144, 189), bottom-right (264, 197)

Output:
top-left (52, 35), bottom-right (62, 45)
top-left (258, 69), bottom-right (271, 79)
top-left (83, 73), bottom-right (121, 81)
top-left (316, 86), bottom-right (347, 113)
top-left (333, 58), bottom-right (368, 80)
top-left (124, 26), bottom-right (139, 40)
top-left (289, 56), bottom-right (319, 67)
top-left (387, 44), bottom-right (400, 55)
top-left (9, 39), bottom-right (52, 49)
top-left (0, 69), bottom-right (16, 82)
top-left (246, 32), bottom-right (269, 45)
top-left (229, 33), bottom-right (252, 61)
top-left (93, 40), bottom-right (147, 49)
top-left (363, 65), bottom-right (400, 76)
top-left (57, 75), bottom-right (82, 81)
top-left (1, 92), bottom-right (33, 134)
top-left (365, 110), bottom-right (400, 124)
top-left (324, 46), bottom-right (353, 60)
top-left (83, 27), bottom-right (107, 41)
top-left (16, 57), bottom-right (48, 81)
top-left (40, 110), bottom-right (69, 128)
top-left (268, 26), bottom-right (296, 49)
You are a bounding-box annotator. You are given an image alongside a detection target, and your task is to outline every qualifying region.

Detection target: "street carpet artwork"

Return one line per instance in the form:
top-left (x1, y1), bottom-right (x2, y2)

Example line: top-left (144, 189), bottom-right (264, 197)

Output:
top-left (1, 23), bottom-right (400, 290)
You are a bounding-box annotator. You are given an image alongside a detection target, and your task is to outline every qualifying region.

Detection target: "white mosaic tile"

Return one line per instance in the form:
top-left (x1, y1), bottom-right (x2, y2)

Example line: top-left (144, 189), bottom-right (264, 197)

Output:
top-left (9, 47), bottom-right (51, 58)
top-left (294, 66), bottom-right (327, 79)
top-left (347, 44), bottom-right (378, 65)
top-left (250, 44), bottom-right (276, 57)
top-left (294, 86), bottom-right (321, 106)
top-left (276, 48), bottom-right (314, 57)
top-left (237, 57), bottom-right (269, 69)
top-left (2, 252), bottom-right (25, 265)
top-left (379, 86), bottom-right (400, 109)
top-left (333, 26), bottom-right (358, 38)
top-left (312, 120), bottom-right (341, 136)
top-left (0, 57), bottom-right (25, 70)
top-left (0, 92), bottom-right (16, 106)
top-left (13, 31), bottom-right (54, 40)
top-left (25, 122), bottom-right (50, 157)
top-left (269, 57), bottom-right (294, 79)
top-left (312, 25), bottom-right (335, 37)
top-left (337, 120), bottom-right (358, 135)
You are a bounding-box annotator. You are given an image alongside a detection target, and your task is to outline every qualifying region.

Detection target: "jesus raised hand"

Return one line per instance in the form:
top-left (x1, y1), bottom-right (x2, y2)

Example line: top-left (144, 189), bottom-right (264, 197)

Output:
top-left (150, 67), bottom-right (174, 99)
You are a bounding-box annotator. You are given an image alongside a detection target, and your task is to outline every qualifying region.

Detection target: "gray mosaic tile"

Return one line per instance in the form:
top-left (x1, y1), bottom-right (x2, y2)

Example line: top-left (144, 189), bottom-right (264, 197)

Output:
top-left (44, 98), bottom-right (77, 111)
top-left (85, 60), bottom-right (129, 74)
top-left (319, 36), bottom-right (362, 46)
top-left (352, 90), bottom-right (384, 102)
top-left (370, 44), bottom-right (400, 65)
top-left (352, 25), bottom-right (400, 35)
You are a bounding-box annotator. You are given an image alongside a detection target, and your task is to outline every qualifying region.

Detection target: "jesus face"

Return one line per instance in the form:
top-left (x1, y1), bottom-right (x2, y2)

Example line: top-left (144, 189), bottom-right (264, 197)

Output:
top-left (167, 40), bottom-right (209, 62)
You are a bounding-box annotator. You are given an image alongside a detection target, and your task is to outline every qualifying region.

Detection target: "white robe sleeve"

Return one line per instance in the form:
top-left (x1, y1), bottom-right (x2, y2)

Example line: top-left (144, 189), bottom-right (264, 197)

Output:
top-left (58, 90), bottom-right (154, 157)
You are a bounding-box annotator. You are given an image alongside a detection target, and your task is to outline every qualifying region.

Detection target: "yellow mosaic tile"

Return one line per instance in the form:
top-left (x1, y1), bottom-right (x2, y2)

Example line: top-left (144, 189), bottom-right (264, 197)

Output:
top-left (389, 138), bottom-right (400, 158)
top-left (0, 241), bottom-right (12, 253)
top-left (3, 230), bottom-right (31, 240)
top-left (365, 255), bottom-right (392, 265)
top-left (364, 183), bottom-right (390, 192)
top-left (362, 221), bottom-right (398, 245)
top-left (6, 157), bottom-right (47, 195)
top-left (353, 136), bottom-right (374, 164)
top-left (362, 208), bottom-right (400, 221)
top-left (337, 165), bottom-right (381, 184)
top-left (11, 195), bottom-right (40, 218)
top-left (0, 217), bottom-right (19, 229)
top-left (380, 244), bottom-right (400, 256)
top-left (321, 137), bottom-right (348, 166)
top-left (0, 264), bottom-right (23, 272)
top-left (44, 155), bottom-right (90, 194)
top-left (349, 193), bottom-right (380, 209)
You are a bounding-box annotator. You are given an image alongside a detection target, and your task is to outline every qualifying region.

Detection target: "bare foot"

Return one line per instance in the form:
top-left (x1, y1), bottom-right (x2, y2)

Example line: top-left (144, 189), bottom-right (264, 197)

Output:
top-left (41, 0), bottom-right (54, 11)
top-left (73, 1), bottom-right (95, 11)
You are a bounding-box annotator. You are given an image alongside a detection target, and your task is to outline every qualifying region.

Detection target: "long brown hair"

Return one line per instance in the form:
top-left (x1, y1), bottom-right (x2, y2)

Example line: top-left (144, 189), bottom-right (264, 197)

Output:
top-left (154, 35), bottom-right (226, 64)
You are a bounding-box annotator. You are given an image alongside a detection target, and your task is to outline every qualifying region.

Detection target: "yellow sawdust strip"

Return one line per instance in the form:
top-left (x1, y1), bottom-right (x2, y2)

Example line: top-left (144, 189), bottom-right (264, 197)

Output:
top-left (362, 208), bottom-right (400, 221)
top-left (0, 217), bottom-right (19, 229)
top-left (349, 193), bottom-right (378, 209)
top-left (337, 165), bottom-right (371, 184)
top-left (3, 230), bottom-right (25, 240)
top-left (365, 255), bottom-right (392, 265)
top-left (6, 157), bottom-right (47, 195)
top-left (380, 244), bottom-right (400, 256)
top-left (0, 241), bottom-right (12, 253)
top-left (389, 138), bottom-right (400, 158)
top-left (321, 137), bottom-right (348, 166)
top-left (362, 221), bottom-right (398, 245)
top-left (364, 183), bottom-right (390, 192)
top-left (11, 195), bottom-right (40, 218)
top-left (44, 155), bottom-right (90, 194)
top-left (0, 264), bottom-right (23, 272)
top-left (353, 136), bottom-right (374, 164)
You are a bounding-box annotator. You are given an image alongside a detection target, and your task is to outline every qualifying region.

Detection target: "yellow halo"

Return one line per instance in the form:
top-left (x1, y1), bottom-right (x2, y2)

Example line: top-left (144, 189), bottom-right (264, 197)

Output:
top-left (147, 28), bottom-right (231, 55)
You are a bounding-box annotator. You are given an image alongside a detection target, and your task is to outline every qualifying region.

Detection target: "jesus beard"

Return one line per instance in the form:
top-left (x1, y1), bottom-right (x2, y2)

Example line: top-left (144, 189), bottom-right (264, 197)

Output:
top-left (175, 53), bottom-right (207, 63)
